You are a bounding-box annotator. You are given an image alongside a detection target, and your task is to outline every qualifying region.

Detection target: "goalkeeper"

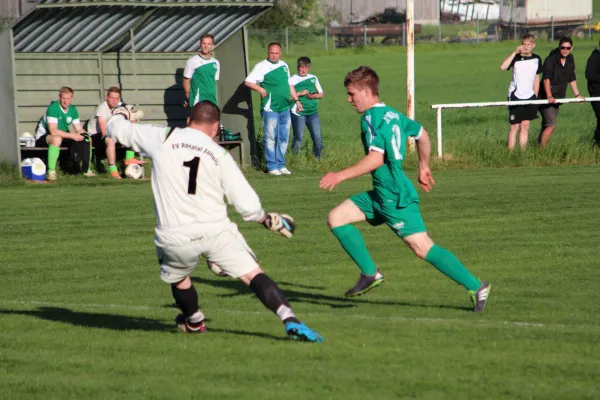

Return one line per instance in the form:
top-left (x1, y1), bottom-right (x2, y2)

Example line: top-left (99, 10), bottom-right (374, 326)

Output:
top-left (107, 100), bottom-right (322, 342)
top-left (320, 66), bottom-right (491, 313)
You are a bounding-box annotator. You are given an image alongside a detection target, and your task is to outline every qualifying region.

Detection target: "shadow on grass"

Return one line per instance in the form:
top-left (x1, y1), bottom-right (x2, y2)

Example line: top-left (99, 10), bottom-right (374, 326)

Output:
top-left (191, 276), bottom-right (472, 312)
top-left (0, 307), bottom-right (288, 340)
top-left (0, 307), bottom-right (171, 331)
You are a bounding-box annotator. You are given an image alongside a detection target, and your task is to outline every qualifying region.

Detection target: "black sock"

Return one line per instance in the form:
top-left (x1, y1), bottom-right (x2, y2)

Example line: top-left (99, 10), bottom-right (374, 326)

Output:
top-left (249, 274), bottom-right (299, 324)
top-left (171, 284), bottom-right (199, 318)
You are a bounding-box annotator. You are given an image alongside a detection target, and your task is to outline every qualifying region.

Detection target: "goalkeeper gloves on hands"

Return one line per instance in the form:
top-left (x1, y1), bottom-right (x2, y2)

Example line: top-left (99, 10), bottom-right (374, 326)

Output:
top-left (263, 213), bottom-right (295, 238)
top-left (111, 104), bottom-right (144, 122)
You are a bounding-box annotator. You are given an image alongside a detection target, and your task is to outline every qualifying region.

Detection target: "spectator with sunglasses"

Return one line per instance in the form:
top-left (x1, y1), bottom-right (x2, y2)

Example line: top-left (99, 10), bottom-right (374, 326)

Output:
top-left (538, 37), bottom-right (584, 148)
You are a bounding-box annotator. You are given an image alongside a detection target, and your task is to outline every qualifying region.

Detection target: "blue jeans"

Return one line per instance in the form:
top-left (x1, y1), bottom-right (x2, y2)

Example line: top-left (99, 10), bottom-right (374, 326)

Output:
top-left (262, 110), bottom-right (291, 171)
top-left (291, 112), bottom-right (323, 158)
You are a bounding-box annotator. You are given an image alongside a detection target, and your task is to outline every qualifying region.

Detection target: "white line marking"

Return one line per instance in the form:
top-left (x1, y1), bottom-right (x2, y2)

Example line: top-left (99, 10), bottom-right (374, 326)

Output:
top-left (2, 299), bottom-right (596, 331)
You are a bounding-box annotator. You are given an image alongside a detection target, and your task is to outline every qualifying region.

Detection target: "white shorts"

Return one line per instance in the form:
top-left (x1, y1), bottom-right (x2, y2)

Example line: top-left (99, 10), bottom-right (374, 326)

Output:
top-left (156, 223), bottom-right (258, 283)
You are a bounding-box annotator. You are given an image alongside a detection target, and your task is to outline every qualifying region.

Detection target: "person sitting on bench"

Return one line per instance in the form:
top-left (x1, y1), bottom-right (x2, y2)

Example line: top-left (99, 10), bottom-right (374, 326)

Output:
top-left (87, 86), bottom-right (145, 179)
top-left (34, 86), bottom-right (91, 181)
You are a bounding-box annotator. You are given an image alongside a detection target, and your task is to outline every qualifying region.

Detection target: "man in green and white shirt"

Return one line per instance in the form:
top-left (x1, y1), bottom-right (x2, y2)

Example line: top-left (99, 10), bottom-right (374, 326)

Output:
top-left (34, 86), bottom-right (91, 181)
top-left (183, 34), bottom-right (220, 107)
top-left (319, 66), bottom-right (491, 313)
top-left (290, 56), bottom-right (324, 159)
top-left (245, 42), bottom-right (302, 175)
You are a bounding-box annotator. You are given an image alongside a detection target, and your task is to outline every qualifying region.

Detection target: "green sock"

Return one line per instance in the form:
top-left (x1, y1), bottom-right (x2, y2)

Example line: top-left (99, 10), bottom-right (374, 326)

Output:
top-left (125, 150), bottom-right (135, 160)
top-left (425, 244), bottom-right (481, 291)
top-left (331, 224), bottom-right (377, 276)
top-left (47, 145), bottom-right (60, 171)
top-left (109, 164), bottom-right (118, 173)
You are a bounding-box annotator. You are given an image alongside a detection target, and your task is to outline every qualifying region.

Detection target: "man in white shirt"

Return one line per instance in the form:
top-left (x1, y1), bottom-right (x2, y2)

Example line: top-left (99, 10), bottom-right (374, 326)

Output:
top-left (245, 42), bottom-right (302, 176)
top-left (88, 86), bottom-right (146, 178)
top-left (87, 87), bottom-right (122, 178)
top-left (106, 100), bottom-right (323, 342)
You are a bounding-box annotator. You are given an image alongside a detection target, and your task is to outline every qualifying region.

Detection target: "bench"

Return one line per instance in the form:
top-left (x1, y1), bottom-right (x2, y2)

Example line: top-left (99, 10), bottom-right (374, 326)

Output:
top-left (20, 140), bottom-right (244, 165)
top-left (219, 140), bottom-right (243, 163)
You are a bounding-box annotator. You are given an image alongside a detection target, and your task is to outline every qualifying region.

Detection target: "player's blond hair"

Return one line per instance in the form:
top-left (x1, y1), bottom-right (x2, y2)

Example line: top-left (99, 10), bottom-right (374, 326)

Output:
top-left (58, 86), bottom-right (74, 96)
top-left (344, 66), bottom-right (379, 96)
top-left (522, 33), bottom-right (536, 42)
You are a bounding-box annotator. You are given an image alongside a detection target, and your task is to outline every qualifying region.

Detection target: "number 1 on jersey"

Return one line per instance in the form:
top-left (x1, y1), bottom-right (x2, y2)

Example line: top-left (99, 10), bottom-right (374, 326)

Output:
top-left (183, 157), bottom-right (200, 195)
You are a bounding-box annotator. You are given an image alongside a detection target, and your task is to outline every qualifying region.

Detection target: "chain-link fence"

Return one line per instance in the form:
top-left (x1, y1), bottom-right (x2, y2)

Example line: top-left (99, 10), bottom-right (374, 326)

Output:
top-left (247, 20), bottom-right (599, 55)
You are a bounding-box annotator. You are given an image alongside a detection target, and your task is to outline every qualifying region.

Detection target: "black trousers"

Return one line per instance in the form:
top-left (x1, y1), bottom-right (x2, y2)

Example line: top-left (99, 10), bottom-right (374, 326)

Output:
top-left (69, 139), bottom-right (91, 173)
top-left (590, 95), bottom-right (600, 145)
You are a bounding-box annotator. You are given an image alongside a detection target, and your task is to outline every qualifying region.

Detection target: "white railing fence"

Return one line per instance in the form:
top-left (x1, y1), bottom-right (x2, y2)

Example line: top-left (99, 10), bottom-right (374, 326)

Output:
top-left (430, 97), bottom-right (600, 158)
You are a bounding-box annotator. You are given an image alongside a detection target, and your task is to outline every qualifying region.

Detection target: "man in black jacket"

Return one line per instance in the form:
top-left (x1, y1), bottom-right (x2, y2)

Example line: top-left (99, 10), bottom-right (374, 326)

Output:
top-left (538, 37), bottom-right (584, 148)
top-left (585, 42), bottom-right (600, 146)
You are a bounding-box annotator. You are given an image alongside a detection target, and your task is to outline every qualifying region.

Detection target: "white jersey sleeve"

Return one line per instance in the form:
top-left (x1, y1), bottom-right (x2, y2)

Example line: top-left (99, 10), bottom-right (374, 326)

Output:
top-left (245, 61), bottom-right (265, 84)
top-left (220, 152), bottom-right (265, 222)
top-left (315, 76), bottom-right (324, 94)
top-left (183, 55), bottom-right (197, 79)
top-left (106, 115), bottom-right (167, 156)
top-left (215, 60), bottom-right (221, 81)
top-left (107, 116), bottom-right (265, 246)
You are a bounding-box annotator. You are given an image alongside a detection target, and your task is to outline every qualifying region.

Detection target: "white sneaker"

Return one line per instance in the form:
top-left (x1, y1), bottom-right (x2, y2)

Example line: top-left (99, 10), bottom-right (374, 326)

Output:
top-left (268, 169), bottom-right (282, 176)
top-left (47, 170), bottom-right (56, 182)
top-left (278, 167), bottom-right (292, 175)
top-left (83, 170), bottom-right (96, 177)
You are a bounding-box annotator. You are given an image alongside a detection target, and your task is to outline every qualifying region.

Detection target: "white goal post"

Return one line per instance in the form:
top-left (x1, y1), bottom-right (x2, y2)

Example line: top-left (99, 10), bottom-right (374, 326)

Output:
top-left (430, 97), bottom-right (600, 158)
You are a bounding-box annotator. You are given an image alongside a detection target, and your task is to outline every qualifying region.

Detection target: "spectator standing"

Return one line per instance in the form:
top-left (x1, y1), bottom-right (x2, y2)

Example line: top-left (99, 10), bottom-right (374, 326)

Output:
top-left (538, 37), bottom-right (584, 148)
top-left (290, 56), bottom-right (324, 158)
top-left (245, 42), bottom-right (302, 175)
top-left (183, 34), bottom-right (220, 107)
top-left (500, 34), bottom-right (542, 150)
top-left (585, 41), bottom-right (600, 147)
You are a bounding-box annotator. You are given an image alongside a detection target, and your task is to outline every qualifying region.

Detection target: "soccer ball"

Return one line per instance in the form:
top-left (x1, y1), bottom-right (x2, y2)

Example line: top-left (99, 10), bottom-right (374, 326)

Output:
top-left (125, 164), bottom-right (143, 179)
top-left (207, 260), bottom-right (228, 277)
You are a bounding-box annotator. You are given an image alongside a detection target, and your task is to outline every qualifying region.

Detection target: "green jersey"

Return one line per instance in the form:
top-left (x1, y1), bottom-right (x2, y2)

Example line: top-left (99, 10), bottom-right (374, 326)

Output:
top-left (184, 54), bottom-right (220, 106)
top-left (361, 103), bottom-right (423, 207)
top-left (290, 73), bottom-right (323, 116)
top-left (35, 100), bottom-right (80, 140)
top-left (245, 59), bottom-right (291, 113)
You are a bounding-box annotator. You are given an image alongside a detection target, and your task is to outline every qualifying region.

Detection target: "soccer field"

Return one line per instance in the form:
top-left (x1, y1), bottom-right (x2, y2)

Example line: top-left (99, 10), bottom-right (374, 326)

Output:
top-left (1, 166), bottom-right (599, 399)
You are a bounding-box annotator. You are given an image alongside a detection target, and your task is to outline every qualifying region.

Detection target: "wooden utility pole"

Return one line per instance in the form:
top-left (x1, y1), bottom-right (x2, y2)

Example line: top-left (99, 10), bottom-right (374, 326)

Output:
top-left (407, 0), bottom-right (416, 152)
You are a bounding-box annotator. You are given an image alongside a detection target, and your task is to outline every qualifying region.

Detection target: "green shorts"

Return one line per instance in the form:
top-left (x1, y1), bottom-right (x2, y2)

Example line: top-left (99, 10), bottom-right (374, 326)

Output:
top-left (350, 191), bottom-right (426, 238)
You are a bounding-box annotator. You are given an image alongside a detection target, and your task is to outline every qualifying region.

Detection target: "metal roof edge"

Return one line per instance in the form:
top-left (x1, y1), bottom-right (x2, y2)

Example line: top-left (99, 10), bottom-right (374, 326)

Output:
top-left (35, 1), bottom-right (273, 8)
top-left (8, 6), bottom-right (38, 29)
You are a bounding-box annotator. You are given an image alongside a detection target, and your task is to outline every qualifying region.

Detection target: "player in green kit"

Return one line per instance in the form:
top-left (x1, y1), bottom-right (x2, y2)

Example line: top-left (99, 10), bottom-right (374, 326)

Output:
top-left (183, 34), bottom-right (220, 107)
top-left (319, 66), bottom-right (491, 312)
top-left (34, 87), bottom-right (92, 181)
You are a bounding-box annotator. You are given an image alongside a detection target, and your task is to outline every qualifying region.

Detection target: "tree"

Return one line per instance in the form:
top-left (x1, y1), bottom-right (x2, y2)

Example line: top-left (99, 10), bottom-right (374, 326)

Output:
top-left (251, 0), bottom-right (322, 28)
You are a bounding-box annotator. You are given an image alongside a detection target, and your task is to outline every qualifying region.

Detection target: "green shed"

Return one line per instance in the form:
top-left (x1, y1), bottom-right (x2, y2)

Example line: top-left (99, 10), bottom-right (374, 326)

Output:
top-left (1, 0), bottom-right (273, 169)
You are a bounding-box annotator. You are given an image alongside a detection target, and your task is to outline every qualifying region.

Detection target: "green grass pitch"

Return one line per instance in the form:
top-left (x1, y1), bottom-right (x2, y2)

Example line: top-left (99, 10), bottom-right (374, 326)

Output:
top-left (2, 40), bottom-right (600, 399)
top-left (1, 167), bottom-right (600, 399)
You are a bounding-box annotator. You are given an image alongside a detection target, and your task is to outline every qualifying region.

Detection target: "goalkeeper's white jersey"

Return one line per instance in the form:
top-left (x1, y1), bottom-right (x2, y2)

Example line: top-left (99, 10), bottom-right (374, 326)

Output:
top-left (106, 116), bottom-right (265, 247)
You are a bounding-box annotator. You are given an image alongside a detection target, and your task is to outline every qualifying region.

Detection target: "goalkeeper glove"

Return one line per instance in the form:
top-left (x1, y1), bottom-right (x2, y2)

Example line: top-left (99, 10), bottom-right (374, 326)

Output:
top-left (263, 212), bottom-right (295, 239)
top-left (111, 104), bottom-right (144, 122)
